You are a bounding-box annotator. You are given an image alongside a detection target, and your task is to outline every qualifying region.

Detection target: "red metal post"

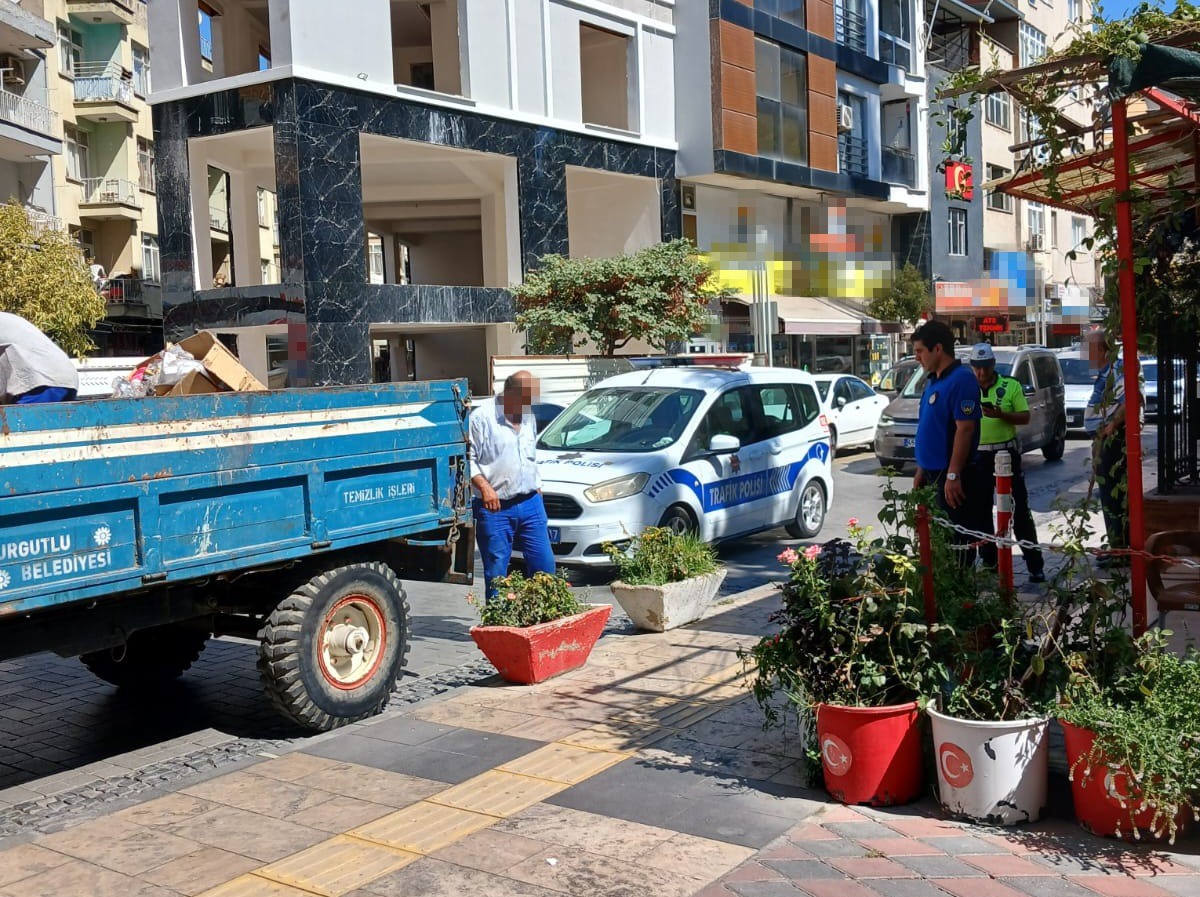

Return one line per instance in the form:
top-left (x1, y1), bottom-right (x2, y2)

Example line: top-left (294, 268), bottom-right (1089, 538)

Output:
top-left (994, 450), bottom-right (1015, 596)
top-left (1111, 97), bottom-right (1148, 636)
top-left (917, 504), bottom-right (936, 624)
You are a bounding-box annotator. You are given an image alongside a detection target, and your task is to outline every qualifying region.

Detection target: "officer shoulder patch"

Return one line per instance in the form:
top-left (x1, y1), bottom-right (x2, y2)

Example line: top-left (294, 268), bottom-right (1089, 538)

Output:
top-left (960, 400), bottom-right (976, 415)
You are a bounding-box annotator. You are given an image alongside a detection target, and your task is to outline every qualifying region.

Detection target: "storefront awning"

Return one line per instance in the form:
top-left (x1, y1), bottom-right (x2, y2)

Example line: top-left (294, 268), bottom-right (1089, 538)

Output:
top-left (724, 295), bottom-right (900, 336)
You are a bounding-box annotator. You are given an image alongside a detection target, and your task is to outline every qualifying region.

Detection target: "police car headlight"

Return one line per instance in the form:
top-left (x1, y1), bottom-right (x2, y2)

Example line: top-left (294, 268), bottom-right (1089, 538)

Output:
top-left (584, 472), bottom-right (650, 503)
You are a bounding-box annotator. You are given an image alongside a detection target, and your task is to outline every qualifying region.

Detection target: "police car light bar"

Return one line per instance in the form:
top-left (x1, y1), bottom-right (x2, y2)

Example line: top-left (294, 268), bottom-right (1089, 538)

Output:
top-left (627, 354), bottom-right (754, 370)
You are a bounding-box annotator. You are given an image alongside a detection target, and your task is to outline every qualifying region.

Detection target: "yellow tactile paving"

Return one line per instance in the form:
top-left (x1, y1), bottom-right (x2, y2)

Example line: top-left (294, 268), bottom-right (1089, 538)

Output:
top-left (649, 700), bottom-right (726, 730)
top-left (197, 874), bottom-right (319, 897)
top-left (425, 769), bottom-right (568, 818)
top-left (255, 835), bottom-right (418, 897)
top-left (559, 721), bottom-right (674, 751)
top-left (701, 663), bottom-right (753, 686)
top-left (497, 742), bottom-right (628, 785)
top-left (349, 800), bottom-right (496, 854)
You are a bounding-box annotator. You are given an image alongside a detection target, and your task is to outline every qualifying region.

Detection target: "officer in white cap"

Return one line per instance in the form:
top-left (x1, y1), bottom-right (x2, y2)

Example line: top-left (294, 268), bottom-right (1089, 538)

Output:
top-left (969, 343), bottom-right (1046, 584)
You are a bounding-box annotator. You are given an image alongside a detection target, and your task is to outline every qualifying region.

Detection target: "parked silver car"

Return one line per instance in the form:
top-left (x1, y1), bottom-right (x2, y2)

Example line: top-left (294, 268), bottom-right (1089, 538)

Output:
top-left (874, 345), bottom-right (1067, 469)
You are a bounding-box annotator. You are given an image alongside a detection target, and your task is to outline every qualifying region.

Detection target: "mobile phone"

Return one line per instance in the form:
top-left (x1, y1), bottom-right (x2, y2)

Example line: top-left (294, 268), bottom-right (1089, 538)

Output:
top-left (981, 401), bottom-right (995, 409)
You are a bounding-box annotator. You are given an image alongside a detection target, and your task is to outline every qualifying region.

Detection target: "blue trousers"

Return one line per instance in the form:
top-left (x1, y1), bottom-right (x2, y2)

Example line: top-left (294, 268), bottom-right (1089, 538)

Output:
top-left (475, 492), bottom-right (556, 601)
top-left (16, 386), bottom-right (76, 404)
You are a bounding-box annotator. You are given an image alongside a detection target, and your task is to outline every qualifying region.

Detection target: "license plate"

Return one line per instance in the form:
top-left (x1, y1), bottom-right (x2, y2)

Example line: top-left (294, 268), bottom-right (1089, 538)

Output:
top-left (548, 527), bottom-right (561, 544)
top-left (902, 438), bottom-right (915, 448)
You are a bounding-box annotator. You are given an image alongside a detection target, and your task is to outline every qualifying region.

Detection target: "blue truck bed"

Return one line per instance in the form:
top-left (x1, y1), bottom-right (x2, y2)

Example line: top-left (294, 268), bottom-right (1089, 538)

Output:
top-left (0, 379), bottom-right (470, 618)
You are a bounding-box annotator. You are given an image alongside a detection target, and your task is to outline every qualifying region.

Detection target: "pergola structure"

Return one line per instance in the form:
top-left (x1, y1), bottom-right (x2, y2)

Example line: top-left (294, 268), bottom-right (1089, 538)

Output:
top-left (945, 35), bottom-right (1200, 635)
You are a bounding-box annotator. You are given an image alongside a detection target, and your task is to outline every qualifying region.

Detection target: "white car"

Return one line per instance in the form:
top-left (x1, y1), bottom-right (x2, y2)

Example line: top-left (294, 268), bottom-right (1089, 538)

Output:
top-left (533, 366), bottom-right (835, 566)
top-left (810, 373), bottom-right (890, 453)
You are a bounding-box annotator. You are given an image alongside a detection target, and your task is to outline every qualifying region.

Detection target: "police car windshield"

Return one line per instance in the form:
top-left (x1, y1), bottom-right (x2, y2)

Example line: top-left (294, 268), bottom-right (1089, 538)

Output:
top-left (538, 387), bottom-right (705, 453)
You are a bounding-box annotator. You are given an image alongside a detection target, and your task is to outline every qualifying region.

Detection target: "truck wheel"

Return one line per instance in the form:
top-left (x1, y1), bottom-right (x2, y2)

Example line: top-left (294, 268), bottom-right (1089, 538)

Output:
top-left (80, 624), bottom-right (210, 688)
top-left (258, 562), bottom-right (410, 731)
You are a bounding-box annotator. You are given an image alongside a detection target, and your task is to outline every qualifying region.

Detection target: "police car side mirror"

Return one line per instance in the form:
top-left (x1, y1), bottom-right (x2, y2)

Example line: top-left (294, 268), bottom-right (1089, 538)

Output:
top-left (708, 434), bottom-right (741, 454)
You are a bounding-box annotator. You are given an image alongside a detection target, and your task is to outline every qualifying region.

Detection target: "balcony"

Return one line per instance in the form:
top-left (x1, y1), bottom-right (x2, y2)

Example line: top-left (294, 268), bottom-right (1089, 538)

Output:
top-left (73, 62), bottom-right (138, 123)
top-left (835, 5), bottom-right (867, 54)
top-left (66, 0), bottom-right (136, 26)
top-left (838, 134), bottom-right (869, 178)
top-left (0, 89), bottom-right (61, 160)
top-left (79, 177), bottom-right (141, 220)
top-left (4, 203), bottom-right (64, 233)
top-left (882, 146), bottom-right (916, 188)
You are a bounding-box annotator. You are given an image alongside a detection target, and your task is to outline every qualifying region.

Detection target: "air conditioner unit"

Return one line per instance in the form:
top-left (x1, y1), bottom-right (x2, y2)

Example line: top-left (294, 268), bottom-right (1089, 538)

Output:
top-left (1027, 233), bottom-right (1045, 251)
top-left (837, 103), bottom-right (855, 133)
top-left (0, 56), bottom-right (25, 86)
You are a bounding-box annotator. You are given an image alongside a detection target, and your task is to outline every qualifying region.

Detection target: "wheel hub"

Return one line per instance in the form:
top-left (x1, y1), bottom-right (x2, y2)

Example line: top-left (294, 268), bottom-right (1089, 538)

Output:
top-left (318, 596), bottom-right (386, 689)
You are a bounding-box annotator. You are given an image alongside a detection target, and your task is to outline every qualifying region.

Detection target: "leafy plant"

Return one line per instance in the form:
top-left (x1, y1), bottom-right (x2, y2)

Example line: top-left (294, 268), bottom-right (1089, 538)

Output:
top-left (469, 571), bottom-right (584, 628)
top-left (869, 262), bottom-right (930, 327)
top-left (0, 202), bottom-right (105, 356)
top-left (604, 526), bottom-right (719, 586)
top-left (511, 239), bottom-right (729, 356)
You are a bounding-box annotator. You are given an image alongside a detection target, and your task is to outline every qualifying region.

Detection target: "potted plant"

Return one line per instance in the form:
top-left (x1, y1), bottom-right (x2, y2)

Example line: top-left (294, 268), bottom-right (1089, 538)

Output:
top-left (745, 487), bottom-right (946, 807)
top-left (605, 526), bottom-right (725, 632)
top-left (468, 571), bottom-right (611, 685)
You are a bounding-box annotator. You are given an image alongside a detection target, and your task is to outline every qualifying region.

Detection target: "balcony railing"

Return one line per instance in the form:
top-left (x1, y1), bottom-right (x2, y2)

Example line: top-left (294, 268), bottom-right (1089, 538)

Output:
top-left (73, 62), bottom-right (135, 105)
top-left (0, 89), bottom-right (58, 137)
top-left (134, 0), bottom-right (147, 27)
top-left (101, 276), bottom-right (146, 304)
top-left (6, 204), bottom-right (64, 233)
top-left (882, 146), bottom-right (916, 187)
top-left (210, 203), bottom-right (229, 232)
top-left (838, 134), bottom-right (869, 178)
top-left (835, 5), bottom-right (867, 54)
top-left (80, 177), bottom-right (139, 206)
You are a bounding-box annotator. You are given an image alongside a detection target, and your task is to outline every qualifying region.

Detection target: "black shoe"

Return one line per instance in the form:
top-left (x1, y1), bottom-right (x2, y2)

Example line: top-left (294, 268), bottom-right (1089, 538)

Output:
top-left (1028, 571), bottom-right (1046, 584)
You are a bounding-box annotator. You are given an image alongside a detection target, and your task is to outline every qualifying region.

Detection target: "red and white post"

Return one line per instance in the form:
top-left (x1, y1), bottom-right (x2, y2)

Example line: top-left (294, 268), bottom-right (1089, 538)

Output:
top-left (994, 450), bottom-right (1015, 595)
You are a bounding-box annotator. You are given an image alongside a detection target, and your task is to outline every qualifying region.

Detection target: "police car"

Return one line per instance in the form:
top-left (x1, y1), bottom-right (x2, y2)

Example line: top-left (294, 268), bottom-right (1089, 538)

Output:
top-left (534, 366), bottom-right (834, 566)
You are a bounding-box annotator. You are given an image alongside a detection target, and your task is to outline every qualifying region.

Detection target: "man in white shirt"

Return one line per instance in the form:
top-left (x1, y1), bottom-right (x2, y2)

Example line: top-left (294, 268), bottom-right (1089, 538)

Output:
top-left (0, 312), bottom-right (79, 404)
top-left (469, 370), bottom-right (555, 601)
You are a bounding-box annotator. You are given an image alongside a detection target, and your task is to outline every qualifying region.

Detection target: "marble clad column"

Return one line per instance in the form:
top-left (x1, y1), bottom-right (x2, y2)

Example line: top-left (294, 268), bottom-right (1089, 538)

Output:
top-left (153, 102), bottom-right (198, 342)
top-left (517, 130), bottom-right (569, 274)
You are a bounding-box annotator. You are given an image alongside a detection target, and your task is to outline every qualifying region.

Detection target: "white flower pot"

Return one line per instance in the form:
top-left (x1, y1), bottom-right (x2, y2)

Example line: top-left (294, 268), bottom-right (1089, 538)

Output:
top-left (609, 569), bottom-right (727, 632)
top-left (928, 706), bottom-right (1049, 825)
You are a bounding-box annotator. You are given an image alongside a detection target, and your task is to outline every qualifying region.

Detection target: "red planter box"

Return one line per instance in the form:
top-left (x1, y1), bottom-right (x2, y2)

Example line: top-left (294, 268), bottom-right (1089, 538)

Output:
top-left (470, 604), bottom-right (612, 684)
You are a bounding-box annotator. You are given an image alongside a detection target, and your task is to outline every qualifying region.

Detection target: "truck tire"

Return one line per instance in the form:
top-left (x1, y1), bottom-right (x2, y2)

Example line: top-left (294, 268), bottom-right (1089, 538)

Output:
top-left (80, 623), bottom-right (210, 688)
top-left (258, 562), bottom-right (410, 731)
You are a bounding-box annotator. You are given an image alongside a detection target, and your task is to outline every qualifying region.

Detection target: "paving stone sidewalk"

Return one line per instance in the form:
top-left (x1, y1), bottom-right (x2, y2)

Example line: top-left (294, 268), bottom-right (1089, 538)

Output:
top-left (2, 583), bottom-right (1200, 897)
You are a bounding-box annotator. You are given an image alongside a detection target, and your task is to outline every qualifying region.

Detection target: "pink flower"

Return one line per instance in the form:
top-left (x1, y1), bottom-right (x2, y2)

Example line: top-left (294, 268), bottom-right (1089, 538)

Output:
top-left (847, 517), bottom-right (860, 528)
top-left (777, 548), bottom-right (799, 565)
top-left (506, 592), bottom-right (517, 601)
top-left (803, 545), bottom-right (822, 560)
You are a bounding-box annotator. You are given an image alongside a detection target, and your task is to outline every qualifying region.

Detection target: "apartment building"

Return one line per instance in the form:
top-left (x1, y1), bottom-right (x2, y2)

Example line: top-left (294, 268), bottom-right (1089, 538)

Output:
top-left (148, 0), bottom-right (678, 391)
top-left (675, 0), bottom-right (927, 380)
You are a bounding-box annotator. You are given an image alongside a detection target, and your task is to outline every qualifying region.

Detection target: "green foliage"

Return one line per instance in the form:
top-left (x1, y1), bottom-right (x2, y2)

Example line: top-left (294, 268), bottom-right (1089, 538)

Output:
top-left (0, 202), bottom-right (104, 356)
top-left (869, 263), bottom-right (929, 326)
top-left (470, 571), bottom-right (584, 628)
top-left (604, 526), bottom-right (720, 586)
top-left (512, 239), bottom-right (729, 356)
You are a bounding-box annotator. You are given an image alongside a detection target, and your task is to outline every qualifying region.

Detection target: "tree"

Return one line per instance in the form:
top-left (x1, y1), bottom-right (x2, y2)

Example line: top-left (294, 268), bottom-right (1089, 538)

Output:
top-left (512, 239), bottom-right (729, 356)
top-left (869, 263), bottom-right (929, 326)
top-left (0, 203), bottom-right (105, 356)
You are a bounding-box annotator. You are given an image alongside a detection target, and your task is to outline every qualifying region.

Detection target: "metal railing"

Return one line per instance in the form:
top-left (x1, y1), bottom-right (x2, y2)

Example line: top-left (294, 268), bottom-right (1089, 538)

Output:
top-left (134, 0), bottom-right (147, 27)
top-left (209, 203), bottom-right (229, 232)
top-left (838, 133), bottom-right (869, 178)
top-left (879, 32), bottom-right (913, 71)
top-left (73, 61), bottom-right (135, 105)
top-left (101, 276), bottom-right (145, 303)
top-left (80, 177), bottom-right (139, 206)
top-left (8, 205), bottom-right (64, 233)
top-left (0, 89), bottom-right (58, 137)
top-left (835, 5), bottom-right (867, 53)
top-left (882, 146), bottom-right (916, 187)
top-left (1159, 320), bottom-right (1200, 494)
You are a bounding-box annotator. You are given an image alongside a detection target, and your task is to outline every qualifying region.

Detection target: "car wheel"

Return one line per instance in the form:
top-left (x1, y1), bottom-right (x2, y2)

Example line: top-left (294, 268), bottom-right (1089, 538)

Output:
top-left (1043, 417), bottom-right (1066, 462)
top-left (658, 504), bottom-right (697, 536)
top-left (785, 480), bottom-right (826, 539)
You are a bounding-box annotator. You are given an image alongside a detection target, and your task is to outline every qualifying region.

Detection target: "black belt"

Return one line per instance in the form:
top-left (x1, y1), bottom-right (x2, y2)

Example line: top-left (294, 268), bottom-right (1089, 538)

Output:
top-left (476, 491), bottom-right (536, 508)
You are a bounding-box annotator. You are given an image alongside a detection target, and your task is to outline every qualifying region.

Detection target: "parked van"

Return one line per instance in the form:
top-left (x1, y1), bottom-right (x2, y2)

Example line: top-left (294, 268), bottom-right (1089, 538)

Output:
top-left (535, 366), bottom-right (835, 566)
top-left (874, 346), bottom-right (1067, 469)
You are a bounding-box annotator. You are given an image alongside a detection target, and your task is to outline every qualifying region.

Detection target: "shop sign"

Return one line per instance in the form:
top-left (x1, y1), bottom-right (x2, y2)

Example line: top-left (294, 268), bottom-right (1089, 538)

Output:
top-left (975, 315), bottom-right (1008, 334)
top-left (945, 162), bottom-right (974, 200)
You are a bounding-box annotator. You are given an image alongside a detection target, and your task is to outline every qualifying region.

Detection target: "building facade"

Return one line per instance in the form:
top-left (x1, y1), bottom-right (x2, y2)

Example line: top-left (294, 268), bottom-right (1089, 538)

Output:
top-left (148, 0), bottom-right (679, 391)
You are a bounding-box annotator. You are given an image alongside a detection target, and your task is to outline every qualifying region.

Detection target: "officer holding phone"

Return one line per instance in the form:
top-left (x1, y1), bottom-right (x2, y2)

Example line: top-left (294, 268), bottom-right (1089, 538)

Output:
top-left (969, 344), bottom-right (1046, 583)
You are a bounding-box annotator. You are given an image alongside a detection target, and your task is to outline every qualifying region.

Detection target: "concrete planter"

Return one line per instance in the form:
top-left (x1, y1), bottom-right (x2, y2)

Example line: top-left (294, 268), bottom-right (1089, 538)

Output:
top-left (609, 569), bottom-right (727, 632)
top-left (470, 604), bottom-right (611, 685)
top-left (929, 707), bottom-right (1049, 825)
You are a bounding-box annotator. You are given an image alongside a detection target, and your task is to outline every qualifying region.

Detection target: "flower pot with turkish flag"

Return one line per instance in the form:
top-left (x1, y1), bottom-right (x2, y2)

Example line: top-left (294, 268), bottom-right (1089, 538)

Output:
top-left (815, 701), bottom-right (923, 806)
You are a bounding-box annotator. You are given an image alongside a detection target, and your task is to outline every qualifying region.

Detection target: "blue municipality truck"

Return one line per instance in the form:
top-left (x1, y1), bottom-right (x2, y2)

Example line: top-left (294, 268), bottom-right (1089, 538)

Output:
top-left (0, 380), bottom-right (474, 730)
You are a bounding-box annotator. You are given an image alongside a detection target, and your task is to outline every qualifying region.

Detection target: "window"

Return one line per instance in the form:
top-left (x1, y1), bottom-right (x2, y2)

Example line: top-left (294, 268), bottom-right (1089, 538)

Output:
top-left (847, 378), bottom-right (875, 401)
top-left (1019, 23), bottom-right (1047, 66)
top-left (57, 23), bottom-right (82, 77)
top-left (948, 207), bottom-right (967, 256)
top-left (755, 38), bottom-right (808, 166)
top-left (878, 0), bottom-right (912, 70)
top-left (1027, 201), bottom-right (1045, 248)
top-left (1050, 210), bottom-right (1058, 249)
top-left (579, 23), bottom-right (631, 131)
top-left (137, 139), bottom-right (155, 193)
top-left (688, 388), bottom-right (756, 454)
top-left (141, 235), bottom-right (160, 284)
top-left (1034, 354), bottom-right (1061, 388)
top-left (64, 126), bottom-right (89, 182)
top-left (257, 188), bottom-right (267, 227)
top-left (1013, 360), bottom-right (1034, 391)
top-left (1072, 216), bottom-right (1088, 249)
top-left (756, 0), bottom-right (806, 26)
top-left (754, 384), bottom-right (803, 437)
top-left (261, 258), bottom-right (271, 282)
top-left (944, 107), bottom-right (967, 156)
top-left (198, 2), bottom-right (216, 63)
top-left (257, 46), bottom-right (271, 71)
top-left (1067, 0), bottom-right (1081, 20)
top-left (132, 44), bottom-right (150, 96)
top-left (795, 383), bottom-right (820, 425)
top-left (985, 92), bottom-right (1011, 131)
top-left (986, 164), bottom-right (1013, 212)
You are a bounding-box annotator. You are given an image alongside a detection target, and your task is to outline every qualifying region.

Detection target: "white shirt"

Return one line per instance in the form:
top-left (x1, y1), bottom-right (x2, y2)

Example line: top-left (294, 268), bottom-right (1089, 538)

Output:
top-left (468, 401), bottom-right (541, 500)
top-left (0, 313), bottom-right (79, 399)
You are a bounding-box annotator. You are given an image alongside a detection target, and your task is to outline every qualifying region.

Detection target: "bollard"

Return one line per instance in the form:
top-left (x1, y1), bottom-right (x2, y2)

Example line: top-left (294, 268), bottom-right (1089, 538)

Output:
top-left (994, 450), bottom-right (1015, 595)
top-left (917, 504), bottom-right (936, 624)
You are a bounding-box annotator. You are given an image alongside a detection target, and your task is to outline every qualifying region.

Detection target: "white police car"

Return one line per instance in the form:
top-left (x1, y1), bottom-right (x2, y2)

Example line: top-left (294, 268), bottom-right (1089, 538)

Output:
top-left (534, 366), bottom-right (834, 566)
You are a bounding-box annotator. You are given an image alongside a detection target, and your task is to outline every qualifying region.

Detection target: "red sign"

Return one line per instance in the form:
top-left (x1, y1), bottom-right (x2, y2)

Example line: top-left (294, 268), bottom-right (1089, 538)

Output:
top-left (976, 315), bottom-right (1008, 334)
top-left (945, 161), bottom-right (974, 200)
